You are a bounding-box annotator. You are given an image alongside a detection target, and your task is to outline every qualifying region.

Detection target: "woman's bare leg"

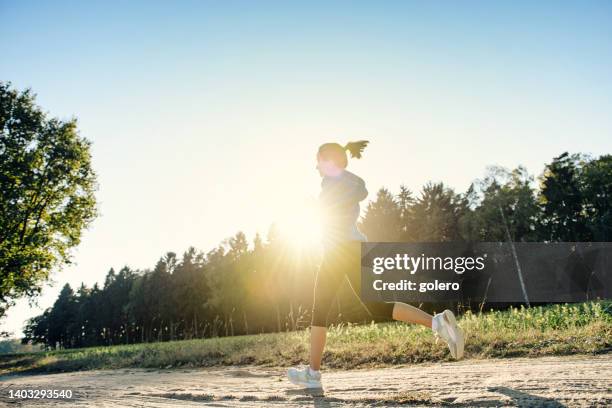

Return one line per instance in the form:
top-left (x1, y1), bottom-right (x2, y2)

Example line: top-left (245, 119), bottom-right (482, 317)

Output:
top-left (392, 302), bottom-right (433, 328)
top-left (309, 326), bottom-right (327, 370)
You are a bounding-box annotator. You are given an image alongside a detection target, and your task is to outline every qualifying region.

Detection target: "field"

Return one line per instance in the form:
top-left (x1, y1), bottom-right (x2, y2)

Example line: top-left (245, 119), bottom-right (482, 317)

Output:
top-left (1, 301), bottom-right (610, 375)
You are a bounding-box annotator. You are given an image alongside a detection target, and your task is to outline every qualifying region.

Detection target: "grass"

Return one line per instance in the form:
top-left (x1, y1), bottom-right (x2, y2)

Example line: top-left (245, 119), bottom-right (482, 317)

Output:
top-left (1, 301), bottom-right (610, 375)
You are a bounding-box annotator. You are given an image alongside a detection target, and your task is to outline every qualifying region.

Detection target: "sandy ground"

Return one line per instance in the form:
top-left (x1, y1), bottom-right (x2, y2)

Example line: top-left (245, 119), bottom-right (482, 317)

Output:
top-left (0, 354), bottom-right (610, 407)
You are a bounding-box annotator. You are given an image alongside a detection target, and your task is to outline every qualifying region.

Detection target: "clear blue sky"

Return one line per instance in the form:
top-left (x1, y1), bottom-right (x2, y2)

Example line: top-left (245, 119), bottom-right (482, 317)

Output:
top-left (1, 1), bottom-right (611, 336)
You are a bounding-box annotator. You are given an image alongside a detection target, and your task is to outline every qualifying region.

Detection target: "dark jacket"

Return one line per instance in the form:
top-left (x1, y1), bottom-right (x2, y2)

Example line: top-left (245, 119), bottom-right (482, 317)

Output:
top-left (319, 170), bottom-right (368, 248)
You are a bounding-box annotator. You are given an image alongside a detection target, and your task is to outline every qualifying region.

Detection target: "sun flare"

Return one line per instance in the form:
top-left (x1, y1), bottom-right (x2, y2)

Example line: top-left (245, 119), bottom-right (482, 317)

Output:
top-left (275, 201), bottom-right (322, 251)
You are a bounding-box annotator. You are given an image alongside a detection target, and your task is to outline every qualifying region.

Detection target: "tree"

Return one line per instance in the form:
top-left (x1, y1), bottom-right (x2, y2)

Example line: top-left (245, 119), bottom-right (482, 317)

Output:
top-left (47, 284), bottom-right (78, 349)
top-left (147, 256), bottom-right (175, 341)
top-left (103, 267), bottom-right (135, 344)
top-left (539, 153), bottom-right (590, 241)
top-left (397, 185), bottom-right (415, 240)
top-left (406, 182), bottom-right (468, 242)
top-left (22, 309), bottom-right (50, 348)
top-left (0, 82), bottom-right (98, 318)
top-left (172, 247), bottom-right (207, 339)
top-left (469, 166), bottom-right (539, 241)
top-left (581, 155), bottom-right (612, 240)
top-left (360, 188), bottom-right (402, 241)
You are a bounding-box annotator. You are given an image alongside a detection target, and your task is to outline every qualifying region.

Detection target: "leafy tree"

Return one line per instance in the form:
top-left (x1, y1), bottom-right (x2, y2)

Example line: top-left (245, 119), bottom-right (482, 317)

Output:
top-left (0, 82), bottom-right (97, 318)
top-left (539, 153), bottom-right (590, 241)
top-left (581, 155), bottom-right (612, 240)
top-left (22, 309), bottom-right (50, 347)
top-left (469, 166), bottom-right (539, 241)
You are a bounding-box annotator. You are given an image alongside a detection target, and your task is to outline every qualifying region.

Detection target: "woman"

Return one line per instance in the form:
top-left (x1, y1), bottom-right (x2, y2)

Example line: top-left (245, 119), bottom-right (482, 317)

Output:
top-left (288, 140), bottom-right (465, 389)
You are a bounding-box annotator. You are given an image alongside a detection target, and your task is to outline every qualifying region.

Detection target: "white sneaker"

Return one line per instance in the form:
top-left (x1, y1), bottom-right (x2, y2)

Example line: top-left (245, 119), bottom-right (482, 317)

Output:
top-left (433, 309), bottom-right (465, 359)
top-left (287, 366), bottom-right (322, 388)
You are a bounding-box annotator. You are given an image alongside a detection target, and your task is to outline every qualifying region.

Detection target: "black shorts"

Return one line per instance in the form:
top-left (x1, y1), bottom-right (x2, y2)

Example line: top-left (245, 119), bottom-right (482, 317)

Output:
top-left (311, 241), bottom-right (395, 327)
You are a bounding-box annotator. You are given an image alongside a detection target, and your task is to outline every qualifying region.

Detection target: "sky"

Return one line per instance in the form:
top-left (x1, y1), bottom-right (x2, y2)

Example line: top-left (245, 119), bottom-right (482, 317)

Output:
top-left (1, 1), bottom-right (611, 337)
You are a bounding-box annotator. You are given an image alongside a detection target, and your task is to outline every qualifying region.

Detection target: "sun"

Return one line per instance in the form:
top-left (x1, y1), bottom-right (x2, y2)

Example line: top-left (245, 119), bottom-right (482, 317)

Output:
top-left (275, 201), bottom-right (322, 251)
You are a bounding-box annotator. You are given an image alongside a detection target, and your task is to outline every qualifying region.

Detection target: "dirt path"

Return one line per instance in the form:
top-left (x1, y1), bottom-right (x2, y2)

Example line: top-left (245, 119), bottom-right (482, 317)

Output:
top-left (0, 354), bottom-right (610, 407)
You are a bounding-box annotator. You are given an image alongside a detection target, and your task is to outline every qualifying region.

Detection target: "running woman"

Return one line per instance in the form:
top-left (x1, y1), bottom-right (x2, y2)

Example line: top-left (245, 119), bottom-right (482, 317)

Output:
top-left (287, 140), bottom-right (465, 389)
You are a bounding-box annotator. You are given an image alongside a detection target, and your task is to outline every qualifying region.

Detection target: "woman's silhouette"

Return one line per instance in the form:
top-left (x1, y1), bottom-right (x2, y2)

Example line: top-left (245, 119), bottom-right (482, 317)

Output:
top-left (287, 140), bottom-right (465, 388)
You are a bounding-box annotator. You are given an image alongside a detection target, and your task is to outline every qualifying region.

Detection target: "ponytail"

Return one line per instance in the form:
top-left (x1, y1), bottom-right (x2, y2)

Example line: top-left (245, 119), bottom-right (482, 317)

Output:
top-left (318, 139), bottom-right (370, 168)
top-left (343, 140), bottom-right (369, 159)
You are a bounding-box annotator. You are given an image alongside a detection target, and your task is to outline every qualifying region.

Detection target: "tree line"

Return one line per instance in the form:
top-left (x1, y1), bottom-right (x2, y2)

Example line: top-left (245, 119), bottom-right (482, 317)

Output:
top-left (23, 152), bottom-right (611, 349)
